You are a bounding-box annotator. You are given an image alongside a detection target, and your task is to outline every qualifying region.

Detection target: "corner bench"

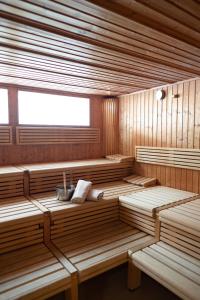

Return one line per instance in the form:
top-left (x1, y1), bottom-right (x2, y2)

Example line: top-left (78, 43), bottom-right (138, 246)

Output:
top-left (31, 188), bottom-right (155, 284)
top-left (0, 195), bottom-right (78, 300)
top-left (128, 198), bottom-right (200, 300)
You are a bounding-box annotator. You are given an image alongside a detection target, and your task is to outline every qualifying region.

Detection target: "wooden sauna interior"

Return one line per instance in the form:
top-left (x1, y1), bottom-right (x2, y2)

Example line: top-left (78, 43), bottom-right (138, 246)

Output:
top-left (0, 1), bottom-right (200, 300)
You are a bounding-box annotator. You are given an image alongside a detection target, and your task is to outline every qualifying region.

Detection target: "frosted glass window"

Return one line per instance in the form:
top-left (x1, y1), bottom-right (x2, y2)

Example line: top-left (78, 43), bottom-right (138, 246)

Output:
top-left (0, 89), bottom-right (9, 124)
top-left (18, 91), bottom-right (90, 126)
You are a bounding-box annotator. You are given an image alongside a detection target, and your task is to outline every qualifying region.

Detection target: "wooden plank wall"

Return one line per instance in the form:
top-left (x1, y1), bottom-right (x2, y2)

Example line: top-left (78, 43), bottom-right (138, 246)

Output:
top-left (102, 97), bottom-right (119, 155)
top-left (119, 78), bottom-right (200, 193)
top-left (0, 86), bottom-right (103, 165)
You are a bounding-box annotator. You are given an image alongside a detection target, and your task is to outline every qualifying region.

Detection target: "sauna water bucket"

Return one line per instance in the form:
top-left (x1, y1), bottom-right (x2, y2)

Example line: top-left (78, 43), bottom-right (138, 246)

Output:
top-left (56, 184), bottom-right (75, 201)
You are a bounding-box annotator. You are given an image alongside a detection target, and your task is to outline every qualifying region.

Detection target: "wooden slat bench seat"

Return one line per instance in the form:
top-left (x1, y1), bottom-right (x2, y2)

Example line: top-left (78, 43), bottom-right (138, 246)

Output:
top-left (19, 159), bottom-right (133, 194)
top-left (0, 166), bottom-right (24, 199)
top-left (0, 196), bottom-right (44, 254)
top-left (129, 241), bottom-right (200, 300)
top-left (32, 190), bottom-right (155, 284)
top-left (128, 198), bottom-right (200, 300)
top-left (92, 180), bottom-right (145, 200)
top-left (0, 196), bottom-right (78, 299)
top-left (119, 186), bottom-right (197, 236)
top-left (123, 175), bottom-right (157, 187)
top-left (0, 242), bottom-right (77, 300)
top-left (53, 221), bottom-right (155, 283)
top-left (159, 198), bottom-right (200, 259)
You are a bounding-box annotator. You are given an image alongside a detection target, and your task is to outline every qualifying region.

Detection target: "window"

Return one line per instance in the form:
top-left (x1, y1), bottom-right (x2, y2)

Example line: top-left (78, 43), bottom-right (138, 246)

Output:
top-left (18, 91), bottom-right (90, 126)
top-left (0, 88), bottom-right (9, 124)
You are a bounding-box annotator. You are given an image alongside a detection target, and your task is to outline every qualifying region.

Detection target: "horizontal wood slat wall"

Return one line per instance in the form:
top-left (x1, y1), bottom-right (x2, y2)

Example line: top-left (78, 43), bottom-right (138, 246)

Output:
top-left (0, 126), bottom-right (12, 145)
top-left (102, 97), bottom-right (119, 155)
top-left (119, 78), bottom-right (200, 193)
top-left (136, 146), bottom-right (200, 171)
top-left (16, 127), bottom-right (100, 145)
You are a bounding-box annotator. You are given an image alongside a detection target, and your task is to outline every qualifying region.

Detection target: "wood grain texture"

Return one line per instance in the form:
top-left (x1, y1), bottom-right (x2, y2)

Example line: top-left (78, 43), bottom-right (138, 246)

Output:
top-left (102, 97), bottom-right (119, 155)
top-left (119, 78), bottom-right (200, 192)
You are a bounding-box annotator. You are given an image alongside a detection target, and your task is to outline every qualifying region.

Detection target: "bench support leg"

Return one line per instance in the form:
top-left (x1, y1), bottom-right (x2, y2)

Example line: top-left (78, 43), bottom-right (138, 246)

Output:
top-left (128, 259), bottom-right (141, 290)
top-left (67, 275), bottom-right (78, 300)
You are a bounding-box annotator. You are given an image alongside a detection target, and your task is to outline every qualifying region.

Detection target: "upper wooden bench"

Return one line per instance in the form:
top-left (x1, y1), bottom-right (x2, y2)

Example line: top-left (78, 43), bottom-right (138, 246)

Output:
top-left (19, 158), bottom-right (133, 195)
top-left (128, 198), bottom-right (200, 300)
top-left (119, 186), bottom-right (198, 236)
top-left (0, 166), bottom-right (24, 199)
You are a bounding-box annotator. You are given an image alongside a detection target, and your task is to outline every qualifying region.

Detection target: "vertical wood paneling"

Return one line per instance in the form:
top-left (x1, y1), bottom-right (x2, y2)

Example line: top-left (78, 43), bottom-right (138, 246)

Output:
top-left (119, 77), bottom-right (200, 193)
top-left (102, 97), bottom-right (119, 155)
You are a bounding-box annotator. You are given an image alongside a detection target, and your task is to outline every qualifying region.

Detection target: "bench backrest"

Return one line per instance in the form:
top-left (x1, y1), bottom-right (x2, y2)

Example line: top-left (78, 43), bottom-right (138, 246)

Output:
top-left (136, 146), bottom-right (200, 171)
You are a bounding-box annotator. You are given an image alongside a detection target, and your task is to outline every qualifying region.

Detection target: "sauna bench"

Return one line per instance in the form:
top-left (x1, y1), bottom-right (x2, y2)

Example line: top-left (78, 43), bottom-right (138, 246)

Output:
top-left (31, 189), bottom-right (155, 283)
top-left (159, 198), bottom-right (200, 259)
top-left (0, 196), bottom-right (44, 254)
top-left (128, 198), bottom-right (200, 300)
top-left (0, 242), bottom-right (77, 300)
top-left (119, 186), bottom-right (198, 236)
top-left (18, 158), bottom-right (133, 194)
top-left (0, 166), bottom-right (24, 199)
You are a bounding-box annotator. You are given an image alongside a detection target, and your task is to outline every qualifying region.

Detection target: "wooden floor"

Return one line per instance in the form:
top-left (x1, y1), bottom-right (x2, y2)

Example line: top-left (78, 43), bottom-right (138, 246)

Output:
top-left (49, 264), bottom-right (179, 300)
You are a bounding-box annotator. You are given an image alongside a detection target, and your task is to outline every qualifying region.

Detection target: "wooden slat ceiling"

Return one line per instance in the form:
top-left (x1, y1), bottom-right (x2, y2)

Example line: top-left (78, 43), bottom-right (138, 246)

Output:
top-left (0, 0), bottom-right (199, 95)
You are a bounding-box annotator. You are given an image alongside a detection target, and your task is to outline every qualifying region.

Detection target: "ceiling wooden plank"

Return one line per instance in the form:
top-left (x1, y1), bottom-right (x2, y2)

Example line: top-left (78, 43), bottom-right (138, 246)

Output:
top-left (0, 0), bottom-right (199, 95)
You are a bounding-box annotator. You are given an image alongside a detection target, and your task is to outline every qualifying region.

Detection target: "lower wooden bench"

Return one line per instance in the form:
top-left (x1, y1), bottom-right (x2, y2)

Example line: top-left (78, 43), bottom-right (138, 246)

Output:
top-left (53, 220), bottom-right (156, 283)
top-left (0, 242), bottom-right (78, 300)
top-left (129, 241), bottom-right (200, 300)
